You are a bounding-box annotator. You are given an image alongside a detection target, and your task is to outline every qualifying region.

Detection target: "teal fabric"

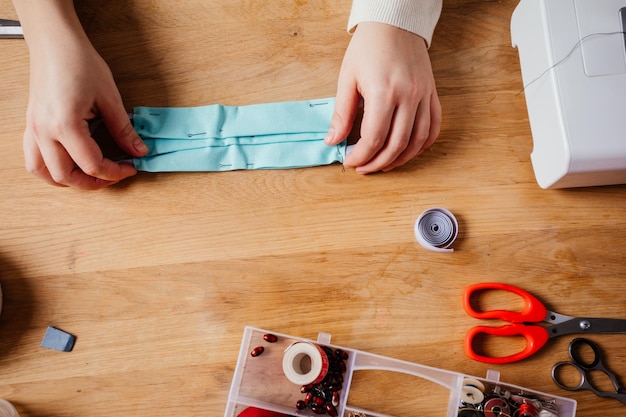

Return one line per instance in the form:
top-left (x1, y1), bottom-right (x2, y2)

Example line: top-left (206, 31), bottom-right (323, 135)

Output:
top-left (132, 97), bottom-right (345, 172)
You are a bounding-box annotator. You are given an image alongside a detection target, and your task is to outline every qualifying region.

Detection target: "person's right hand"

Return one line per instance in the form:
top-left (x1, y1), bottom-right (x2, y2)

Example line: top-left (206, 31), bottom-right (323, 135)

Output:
top-left (17, 0), bottom-right (148, 190)
top-left (325, 22), bottom-right (441, 174)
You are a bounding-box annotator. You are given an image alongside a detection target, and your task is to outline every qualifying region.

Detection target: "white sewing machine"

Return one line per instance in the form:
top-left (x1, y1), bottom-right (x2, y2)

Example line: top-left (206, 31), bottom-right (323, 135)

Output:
top-left (511, 0), bottom-right (626, 188)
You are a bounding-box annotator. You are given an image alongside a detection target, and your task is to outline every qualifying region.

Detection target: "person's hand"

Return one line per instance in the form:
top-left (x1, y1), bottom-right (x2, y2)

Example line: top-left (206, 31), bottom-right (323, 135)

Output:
top-left (325, 22), bottom-right (442, 174)
top-left (17, 0), bottom-right (148, 190)
top-left (23, 38), bottom-right (148, 189)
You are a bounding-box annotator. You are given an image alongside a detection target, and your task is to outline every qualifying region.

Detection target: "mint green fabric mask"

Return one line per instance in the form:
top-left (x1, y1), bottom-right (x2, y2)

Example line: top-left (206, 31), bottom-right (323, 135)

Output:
top-left (131, 97), bottom-right (345, 172)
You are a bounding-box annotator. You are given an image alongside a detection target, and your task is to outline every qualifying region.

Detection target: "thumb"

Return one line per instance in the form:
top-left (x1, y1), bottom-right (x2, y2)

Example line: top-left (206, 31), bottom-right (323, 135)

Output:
top-left (99, 98), bottom-right (149, 158)
top-left (325, 81), bottom-right (360, 146)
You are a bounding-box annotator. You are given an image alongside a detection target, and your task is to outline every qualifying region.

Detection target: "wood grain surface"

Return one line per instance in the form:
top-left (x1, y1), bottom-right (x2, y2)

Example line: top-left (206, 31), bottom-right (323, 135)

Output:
top-left (1, 1), bottom-right (625, 416)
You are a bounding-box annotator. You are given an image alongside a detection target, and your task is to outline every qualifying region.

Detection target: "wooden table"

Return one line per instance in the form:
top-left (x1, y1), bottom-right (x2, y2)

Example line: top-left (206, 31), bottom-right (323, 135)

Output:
top-left (1, 1), bottom-right (625, 416)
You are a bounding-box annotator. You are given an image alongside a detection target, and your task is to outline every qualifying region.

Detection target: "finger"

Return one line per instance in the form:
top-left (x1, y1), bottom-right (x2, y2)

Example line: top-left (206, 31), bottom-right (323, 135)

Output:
top-left (23, 131), bottom-right (67, 188)
top-left (37, 136), bottom-right (119, 190)
top-left (98, 94), bottom-right (148, 157)
top-left (63, 121), bottom-right (138, 180)
top-left (417, 92), bottom-right (442, 155)
top-left (382, 98), bottom-right (432, 172)
top-left (41, 121), bottom-right (136, 188)
top-left (383, 92), bottom-right (442, 172)
top-left (344, 97), bottom-right (394, 169)
top-left (325, 74), bottom-right (360, 146)
top-left (356, 101), bottom-right (419, 174)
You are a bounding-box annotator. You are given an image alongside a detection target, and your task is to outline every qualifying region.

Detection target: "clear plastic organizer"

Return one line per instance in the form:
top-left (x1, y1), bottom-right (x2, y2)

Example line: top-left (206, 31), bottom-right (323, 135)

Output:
top-left (224, 327), bottom-right (577, 417)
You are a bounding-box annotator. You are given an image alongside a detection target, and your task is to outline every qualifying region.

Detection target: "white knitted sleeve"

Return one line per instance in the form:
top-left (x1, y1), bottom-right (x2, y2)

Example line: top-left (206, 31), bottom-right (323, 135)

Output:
top-left (348, 0), bottom-right (443, 47)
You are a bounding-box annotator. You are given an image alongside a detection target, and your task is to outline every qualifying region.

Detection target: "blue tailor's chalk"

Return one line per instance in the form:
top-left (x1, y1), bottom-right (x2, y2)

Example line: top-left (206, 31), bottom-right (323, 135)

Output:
top-left (40, 326), bottom-right (76, 352)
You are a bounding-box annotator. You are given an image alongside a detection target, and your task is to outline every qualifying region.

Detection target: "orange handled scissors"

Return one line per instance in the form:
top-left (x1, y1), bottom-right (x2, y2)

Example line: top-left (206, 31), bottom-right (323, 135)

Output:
top-left (463, 282), bottom-right (626, 364)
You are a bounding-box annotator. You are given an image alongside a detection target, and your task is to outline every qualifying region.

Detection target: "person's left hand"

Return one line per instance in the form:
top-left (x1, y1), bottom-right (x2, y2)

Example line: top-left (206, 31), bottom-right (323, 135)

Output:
top-left (324, 22), bottom-right (442, 174)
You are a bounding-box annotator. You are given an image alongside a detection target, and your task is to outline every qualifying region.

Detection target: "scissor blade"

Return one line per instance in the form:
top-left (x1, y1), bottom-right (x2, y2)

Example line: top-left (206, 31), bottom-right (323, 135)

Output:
top-left (551, 317), bottom-right (626, 337)
top-left (0, 19), bottom-right (23, 39)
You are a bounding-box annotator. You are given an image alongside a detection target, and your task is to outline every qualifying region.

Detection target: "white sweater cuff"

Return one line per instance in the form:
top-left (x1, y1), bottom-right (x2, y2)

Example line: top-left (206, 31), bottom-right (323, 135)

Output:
top-left (348, 0), bottom-right (443, 47)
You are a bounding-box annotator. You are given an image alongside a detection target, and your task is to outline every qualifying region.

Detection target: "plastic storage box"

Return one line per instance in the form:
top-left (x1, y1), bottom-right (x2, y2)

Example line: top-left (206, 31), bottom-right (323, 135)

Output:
top-left (225, 327), bottom-right (576, 417)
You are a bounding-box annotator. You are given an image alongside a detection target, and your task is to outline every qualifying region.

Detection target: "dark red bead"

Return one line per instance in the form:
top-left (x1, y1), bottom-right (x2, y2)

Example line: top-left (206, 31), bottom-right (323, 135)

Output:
top-left (263, 333), bottom-right (278, 343)
top-left (304, 392), bottom-right (313, 405)
top-left (250, 346), bottom-right (264, 357)
top-left (301, 383), bottom-right (314, 393)
top-left (332, 391), bottom-right (339, 406)
top-left (296, 400), bottom-right (306, 410)
top-left (313, 396), bottom-right (325, 405)
top-left (326, 404), bottom-right (338, 417)
top-left (311, 404), bottom-right (326, 414)
top-left (328, 383), bottom-right (342, 392)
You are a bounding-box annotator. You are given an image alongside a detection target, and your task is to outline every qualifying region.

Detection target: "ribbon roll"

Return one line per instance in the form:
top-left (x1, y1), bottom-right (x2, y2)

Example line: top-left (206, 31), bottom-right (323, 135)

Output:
top-left (414, 208), bottom-right (459, 252)
top-left (282, 342), bottom-right (330, 386)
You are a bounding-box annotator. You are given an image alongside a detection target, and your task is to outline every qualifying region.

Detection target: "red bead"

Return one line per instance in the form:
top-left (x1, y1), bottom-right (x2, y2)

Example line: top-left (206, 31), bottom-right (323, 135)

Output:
top-left (295, 400), bottom-right (306, 410)
top-left (263, 333), bottom-right (278, 343)
top-left (311, 404), bottom-right (326, 414)
top-left (326, 404), bottom-right (338, 417)
top-left (328, 383), bottom-right (342, 392)
top-left (250, 346), bottom-right (265, 357)
top-left (304, 392), bottom-right (313, 405)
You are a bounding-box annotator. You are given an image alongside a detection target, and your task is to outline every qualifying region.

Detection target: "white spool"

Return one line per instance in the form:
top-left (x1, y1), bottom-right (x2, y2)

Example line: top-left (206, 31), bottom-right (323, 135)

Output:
top-left (282, 342), bottom-right (330, 385)
top-left (461, 385), bottom-right (485, 405)
top-left (462, 378), bottom-right (485, 392)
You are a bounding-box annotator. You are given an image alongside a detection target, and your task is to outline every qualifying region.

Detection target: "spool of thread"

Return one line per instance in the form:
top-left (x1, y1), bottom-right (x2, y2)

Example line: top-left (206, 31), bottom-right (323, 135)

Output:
top-left (484, 397), bottom-right (511, 417)
top-left (414, 208), bottom-right (459, 252)
top-left (282, 342), bottom-right (330, 385)
top-left (463, 378), bottom-right (485, 392)
top-left (460, 378), bottom-right (485, 405)
top-left (458, 410), bottom-right (483, 417)
top-left (461, 386), bottom-right (484, 405)
top-left (516, 404), bottom-right (537, 417)
top-left (517, 403), bottom-right (538, 417)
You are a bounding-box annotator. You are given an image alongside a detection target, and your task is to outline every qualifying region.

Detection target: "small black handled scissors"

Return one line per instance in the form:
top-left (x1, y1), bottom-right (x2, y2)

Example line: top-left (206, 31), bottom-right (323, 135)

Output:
top-left (551, 338), bottom-right (626, 405)
top-left (0, 19), bottom-right (23, 39)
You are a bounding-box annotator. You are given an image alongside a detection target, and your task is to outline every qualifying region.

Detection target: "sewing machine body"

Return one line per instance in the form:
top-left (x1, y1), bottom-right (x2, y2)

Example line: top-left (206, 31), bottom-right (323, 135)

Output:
top-left (512, 0), bottom-right (626, 188)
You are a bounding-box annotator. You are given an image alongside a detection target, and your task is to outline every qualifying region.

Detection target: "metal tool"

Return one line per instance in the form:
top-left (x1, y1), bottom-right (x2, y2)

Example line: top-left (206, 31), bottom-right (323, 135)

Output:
top-left (552, 338), bottom-right (626, 405)
top-left (463, 282), bottom-right (626, 364)
top-left (0, 19), bottom-right (23, 39)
